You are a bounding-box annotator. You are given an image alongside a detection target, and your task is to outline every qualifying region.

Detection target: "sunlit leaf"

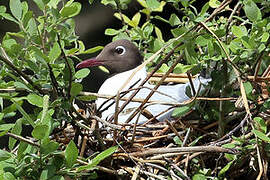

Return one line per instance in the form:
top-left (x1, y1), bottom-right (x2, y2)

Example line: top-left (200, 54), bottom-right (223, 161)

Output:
top-left (74, 68), bottom-right (90, 79)
top-left (10, 0), bottom-right (22, 20)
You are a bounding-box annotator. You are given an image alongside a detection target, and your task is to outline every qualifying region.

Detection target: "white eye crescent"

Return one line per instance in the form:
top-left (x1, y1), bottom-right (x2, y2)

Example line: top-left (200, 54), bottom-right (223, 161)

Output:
top-left (115, 46), bottom-right (126, 55)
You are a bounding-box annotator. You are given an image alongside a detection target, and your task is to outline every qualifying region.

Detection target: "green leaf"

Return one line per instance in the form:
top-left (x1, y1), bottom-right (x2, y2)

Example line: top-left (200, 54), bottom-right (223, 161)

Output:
top-left (15, 82), bottom-right (30, 91)
top-left (0, 6), bottom-right (6, 13)
top-left (171, 27), bottom-right (187, 37)
top-left (243, 0), bottom-right (261, 22)
top-left (9, 118), bottom-right (22, 150)
top-left (105, 28), bottom-right (119, 36)
top-left (81, 46), bottom-right (103, 54)
top-left (173, 136), bottom-right (182, 146)
top-left (261, 32), bottom-right (269, 42)
top-left (172, 106), bottom-right (192, 117)
top-left (218, 161), bottom-right (233, 177)
top-left (17, 142), bottom-right (28, 161)
top-left (75, 68), bottom-right (90, 79)
top-left (146, 0), bottom-right (160, 10)
top-left (49, 42), bottom-right (61, 63)
top-left (252, 130), bottom-right (270, 142)
top-left (114, 13), bottom-right (133, 27)
top-left (40, 165), bottom-right (57, 180)
top-left (47, 0), bottom-right (61, 8)
top-left (27, 94), bottom-right (43, 108)
top-left (10, 0), bottom-right (22, 20)
top-left (209, 0), bottom-right (221, 8)
top-left (130, 12), bottom-right (141, 27)
top-left (77, 146), bottom-right (117, 171)
top-left (13, 100), bottom-right (35, 127)
top-left (196, 36), bottom-right (208, 46)
top-left (192, 174), bottom-right (207, 180)
top-left (137, 0), bottom-right (147, 8)
top-left (254, 117), bottom-right (267, 133)
top-left (33, 0), bottom-right (45, 10)
top-left (3, 172), bottom-right (16, 180)
top-left (155, 26), bottom-right (164, 42)
top-left (243, 82), bottom-right (253, 96)
top-left (41, 141), bottom-right (59, 155)
top-left (157, 64), bottom-right (169, 73)
top-left (60, 2), bottom-right (82, 18)
top-left (0, 12), bottom-right (17, 23)
top-left (30, 46), bottom-right (49, 64)
top-left (180, 0), bottom-right (189, 7)
top-left (32, 124), bottom-right (49, 140)
top-left (0, 149), bottom-right (12, 161)
top-left (169, 14), bottom-right (181, 26)
top-left (65, 140), bottom-right (78, 167)
top-left (70, 83), bottom-right (83, 97)
top-left (154, 15), bottom-right (169, 24)
top-left (231, 25), bottom-right (247, 38)
top-left (101, 0), bottom-right (116, 7)
top-left (78, 40), bottom-right (85, 53)
top-left (0, 124), bottom-right (15, 131)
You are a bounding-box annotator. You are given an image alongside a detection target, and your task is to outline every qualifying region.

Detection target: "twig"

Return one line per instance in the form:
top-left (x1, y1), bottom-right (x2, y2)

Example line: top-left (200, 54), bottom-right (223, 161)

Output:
top-left (125, 53), bottom-right (185, 123)
top-left (91, 115), bottom-right (123, 130)
top-left (166, 120), bottom-right (183, 142)
top-left (5, 132), bottom-right (39, 147)
top-left (76, 159), bottom-right (118, 175)
top-left (129, 146), bottom-right (237, 157)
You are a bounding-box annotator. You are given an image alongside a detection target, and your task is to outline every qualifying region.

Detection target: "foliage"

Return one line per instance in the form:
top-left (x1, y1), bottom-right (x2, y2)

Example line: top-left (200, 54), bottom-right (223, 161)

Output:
top-left (0, 0), bottom-right (270, 179)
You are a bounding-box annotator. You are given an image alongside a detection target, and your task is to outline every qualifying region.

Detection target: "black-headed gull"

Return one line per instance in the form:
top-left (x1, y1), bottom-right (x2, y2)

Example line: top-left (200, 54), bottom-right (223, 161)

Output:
top-left (76, 39), bottom-right (211, 124)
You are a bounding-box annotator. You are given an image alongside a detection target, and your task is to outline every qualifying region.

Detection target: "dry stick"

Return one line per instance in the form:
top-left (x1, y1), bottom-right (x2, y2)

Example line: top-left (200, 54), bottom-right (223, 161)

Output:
top-left (0, 46), bottom-right (45, 95)
top-left (165, 120), bottom-right (183, 142)
top-left (129, 146), bottom-right (237, 157)
top-left (212, 113), bottom-right (248, 144)
top-left (76, 159), bottom-right (117, 175)
top-left (130, 111), bottom-right (142, 145)
top-left (150, 72), bottom-right (193, 78)
top-left (187, 72), bottom-right (196, 96)
top-left (171, 164), bottom-right (190, 180)
top-left (113, 92), bottom-right (120, 143)
top-left (204, 0), bottom-right (233, 23)
top-left (145, 163), bottom-right (182, 180)
top-left (131, 165), bottom-right (140, 180)
top-left (98, 79), bottom-right (141, 113)
top-left (109, 26), bottom-right (197, 123)
top-left (91, 115), bottom-right (122, 130)
top-left (125, 53), bottom-right (185, 123)
top-left (226, 1), bottom-right (241, 34)
top-left (5, 132), bottom-right (39, 147)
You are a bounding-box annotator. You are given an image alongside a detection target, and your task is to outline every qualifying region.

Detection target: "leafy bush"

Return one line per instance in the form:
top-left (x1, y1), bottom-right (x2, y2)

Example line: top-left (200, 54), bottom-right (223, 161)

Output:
top-left (0, 0), bottom-right (269, 179)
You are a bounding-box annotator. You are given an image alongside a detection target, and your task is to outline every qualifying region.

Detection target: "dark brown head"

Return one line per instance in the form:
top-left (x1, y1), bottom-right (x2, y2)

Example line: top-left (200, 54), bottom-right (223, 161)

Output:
top-left (76, 39), bottom-right (143, 74)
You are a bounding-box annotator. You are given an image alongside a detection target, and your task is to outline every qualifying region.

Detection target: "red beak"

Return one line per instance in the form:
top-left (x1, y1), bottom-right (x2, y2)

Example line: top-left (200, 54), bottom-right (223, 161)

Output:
top-left (76, 58), bottom-right (104, 69)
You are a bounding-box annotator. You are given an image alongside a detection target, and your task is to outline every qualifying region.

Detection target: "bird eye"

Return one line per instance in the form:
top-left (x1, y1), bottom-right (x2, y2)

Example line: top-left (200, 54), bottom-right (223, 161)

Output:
top-left (115, 46), bottom-right (126, 55)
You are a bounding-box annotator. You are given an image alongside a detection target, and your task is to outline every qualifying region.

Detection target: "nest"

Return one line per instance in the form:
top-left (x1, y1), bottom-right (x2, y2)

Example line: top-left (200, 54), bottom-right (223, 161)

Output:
top-left (51, 66), bottom-right (270, 179)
